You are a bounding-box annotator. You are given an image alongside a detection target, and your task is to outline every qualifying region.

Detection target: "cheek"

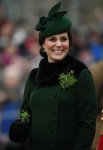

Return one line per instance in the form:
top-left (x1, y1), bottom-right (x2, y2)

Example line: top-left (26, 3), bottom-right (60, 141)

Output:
top-left (44, 43), bottom-right (54, 51)
top-left (63, 42), bottom-right (69, 49)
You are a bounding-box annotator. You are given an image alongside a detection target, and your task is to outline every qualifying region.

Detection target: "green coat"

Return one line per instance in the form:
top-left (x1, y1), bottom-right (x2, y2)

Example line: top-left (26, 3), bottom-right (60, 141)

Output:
top-left (20, 55), bottom-right (97, 150)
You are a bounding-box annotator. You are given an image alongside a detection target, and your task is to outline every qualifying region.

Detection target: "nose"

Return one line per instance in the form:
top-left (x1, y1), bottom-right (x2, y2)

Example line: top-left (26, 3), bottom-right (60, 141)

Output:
top-left (56, 40), bottom-right (62, 46)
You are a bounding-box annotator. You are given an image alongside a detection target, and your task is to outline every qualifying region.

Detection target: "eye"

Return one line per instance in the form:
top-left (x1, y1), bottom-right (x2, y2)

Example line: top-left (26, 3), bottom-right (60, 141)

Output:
top-left (49, 38), bottom-right (56, 42)
top-left (61, 37), bottom-right (68, 42)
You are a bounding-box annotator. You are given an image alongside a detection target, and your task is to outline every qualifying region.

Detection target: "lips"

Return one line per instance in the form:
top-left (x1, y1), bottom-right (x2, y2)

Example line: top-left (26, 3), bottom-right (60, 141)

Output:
top-left (52, 49), bottom-right (63, 53)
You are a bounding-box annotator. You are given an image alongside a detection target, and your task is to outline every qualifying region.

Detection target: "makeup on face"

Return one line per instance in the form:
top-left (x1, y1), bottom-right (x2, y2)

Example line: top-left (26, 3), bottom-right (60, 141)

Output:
top-left (43, 32), bottom-right (70, 62)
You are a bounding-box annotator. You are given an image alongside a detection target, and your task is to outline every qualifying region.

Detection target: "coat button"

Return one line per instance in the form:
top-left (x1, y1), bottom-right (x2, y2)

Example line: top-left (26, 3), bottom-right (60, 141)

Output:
top-left (52, 110), bottom-right (56, 115)
top-left (50, 143), bottom-right (55, 149)
top-left (51, 126), bottom-right (55, 132)
top-left (53, 93), bottom-right (57, 97)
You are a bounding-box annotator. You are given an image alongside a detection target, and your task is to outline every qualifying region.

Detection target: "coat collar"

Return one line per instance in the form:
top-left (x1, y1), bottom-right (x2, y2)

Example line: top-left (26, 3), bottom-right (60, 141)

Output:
top-left (30, 55), bottom-right (87, 86)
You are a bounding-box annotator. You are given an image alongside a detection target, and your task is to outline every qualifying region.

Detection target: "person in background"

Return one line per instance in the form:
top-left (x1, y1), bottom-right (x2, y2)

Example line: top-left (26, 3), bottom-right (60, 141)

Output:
top-left (90, 60), bottom-right (103, 150)
top-left (0, 64), bottom-right (24, 150)
top-left (88, 31), bottom-right (103, 61)
top-left (9, 2), bottom-right (97, 150)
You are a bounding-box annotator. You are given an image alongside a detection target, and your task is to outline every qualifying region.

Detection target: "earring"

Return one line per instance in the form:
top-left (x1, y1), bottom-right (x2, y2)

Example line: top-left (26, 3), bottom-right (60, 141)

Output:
top-left (43, 48), bottom-right (46, 52)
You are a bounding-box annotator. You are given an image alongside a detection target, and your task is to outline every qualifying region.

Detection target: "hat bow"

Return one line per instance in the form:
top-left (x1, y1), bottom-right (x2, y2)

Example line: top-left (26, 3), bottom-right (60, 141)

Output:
top-left (35, 2), bottom-right (67, 31)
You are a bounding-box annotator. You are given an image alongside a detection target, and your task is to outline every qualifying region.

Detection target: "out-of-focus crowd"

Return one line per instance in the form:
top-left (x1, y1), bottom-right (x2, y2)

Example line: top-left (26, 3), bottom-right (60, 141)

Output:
top-left (0, 3), bottom-right (42, 150)
top-left (0, 2), bottom-right (103, 150)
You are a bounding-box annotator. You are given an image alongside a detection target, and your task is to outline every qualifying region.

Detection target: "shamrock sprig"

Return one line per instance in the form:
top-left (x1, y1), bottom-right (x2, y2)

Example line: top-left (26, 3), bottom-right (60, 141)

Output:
top-left (58, 70), bottom-right (78, 90)
top-left (20, 110), bottom-right (30, 123)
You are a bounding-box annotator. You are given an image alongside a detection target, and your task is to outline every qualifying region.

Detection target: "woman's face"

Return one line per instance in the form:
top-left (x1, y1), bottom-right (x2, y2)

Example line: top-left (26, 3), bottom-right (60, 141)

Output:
top-left (42, 32), bottom-right (70, 62)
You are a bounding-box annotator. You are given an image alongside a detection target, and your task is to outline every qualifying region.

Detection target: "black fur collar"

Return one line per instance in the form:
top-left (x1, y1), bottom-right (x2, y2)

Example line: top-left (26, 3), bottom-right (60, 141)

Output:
top-left (30, 55), bottom-right (87, 86)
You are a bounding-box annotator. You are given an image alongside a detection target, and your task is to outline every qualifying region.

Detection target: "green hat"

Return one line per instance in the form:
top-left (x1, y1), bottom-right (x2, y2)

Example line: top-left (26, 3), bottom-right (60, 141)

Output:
top-left (35, 2), bottom-right (72, 38)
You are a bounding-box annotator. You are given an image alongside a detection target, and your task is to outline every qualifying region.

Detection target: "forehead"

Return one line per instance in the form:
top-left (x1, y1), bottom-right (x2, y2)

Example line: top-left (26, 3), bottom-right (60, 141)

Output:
top-left (47, 32), bottom-right (68, 38)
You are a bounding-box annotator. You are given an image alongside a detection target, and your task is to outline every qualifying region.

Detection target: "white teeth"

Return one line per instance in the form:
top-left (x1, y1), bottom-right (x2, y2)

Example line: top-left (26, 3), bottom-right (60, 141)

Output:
top-left (53, 49), bottom-right (63, 52)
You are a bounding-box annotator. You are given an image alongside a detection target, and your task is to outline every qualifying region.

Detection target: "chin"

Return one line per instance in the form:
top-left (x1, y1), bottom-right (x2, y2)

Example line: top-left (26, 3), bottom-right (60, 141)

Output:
top-left (53, 56), bottom-right (66, 62)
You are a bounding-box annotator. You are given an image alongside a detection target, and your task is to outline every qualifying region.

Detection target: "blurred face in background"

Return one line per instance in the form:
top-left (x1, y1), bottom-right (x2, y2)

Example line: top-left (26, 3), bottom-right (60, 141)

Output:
top-left (42, 32), bottom-right (70, 62)
top-left (2, 65), bottom-right (22, 89)
top-left (1, 21), bottom-right (14, 38)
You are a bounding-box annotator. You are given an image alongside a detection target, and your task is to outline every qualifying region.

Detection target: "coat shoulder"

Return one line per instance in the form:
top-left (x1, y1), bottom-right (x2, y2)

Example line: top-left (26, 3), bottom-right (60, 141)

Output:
top-left (29, 68), bottom-right (38, 81)
top-left (69, 55), bottom-right (88, 77)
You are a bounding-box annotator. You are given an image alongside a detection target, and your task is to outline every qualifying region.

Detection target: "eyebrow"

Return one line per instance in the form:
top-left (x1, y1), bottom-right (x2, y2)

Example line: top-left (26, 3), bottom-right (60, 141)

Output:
top-left (49, 35), bottom-right (68, 38)
top-left (61, 36), bottom-right (68, 38)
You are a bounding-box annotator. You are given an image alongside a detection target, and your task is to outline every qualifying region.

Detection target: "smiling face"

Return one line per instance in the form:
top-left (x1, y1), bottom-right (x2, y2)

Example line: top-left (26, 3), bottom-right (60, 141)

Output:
top-left (42, 32), bottom-right (70, 62)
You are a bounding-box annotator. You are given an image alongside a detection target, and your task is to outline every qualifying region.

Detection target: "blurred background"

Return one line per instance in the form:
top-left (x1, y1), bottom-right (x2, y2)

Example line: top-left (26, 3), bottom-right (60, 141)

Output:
top-left (0, 0), bottom-right (103, 150)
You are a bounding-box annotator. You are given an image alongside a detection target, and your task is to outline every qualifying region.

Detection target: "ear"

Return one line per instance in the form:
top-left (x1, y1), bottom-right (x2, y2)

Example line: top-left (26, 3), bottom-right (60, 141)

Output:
top-left (42, 44), bottom-right (45, 49)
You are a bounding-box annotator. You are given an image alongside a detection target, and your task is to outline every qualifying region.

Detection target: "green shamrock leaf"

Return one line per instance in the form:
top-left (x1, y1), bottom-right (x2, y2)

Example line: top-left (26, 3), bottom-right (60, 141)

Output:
top-left (58, 70), bottom-right (78, 90)
top-left (20, 110), bottom-right (30, 123)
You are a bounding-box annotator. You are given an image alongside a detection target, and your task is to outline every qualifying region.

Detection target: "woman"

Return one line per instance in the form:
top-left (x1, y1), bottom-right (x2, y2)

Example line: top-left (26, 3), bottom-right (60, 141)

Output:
top-left (9, 2), bottom-right (97, 150)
